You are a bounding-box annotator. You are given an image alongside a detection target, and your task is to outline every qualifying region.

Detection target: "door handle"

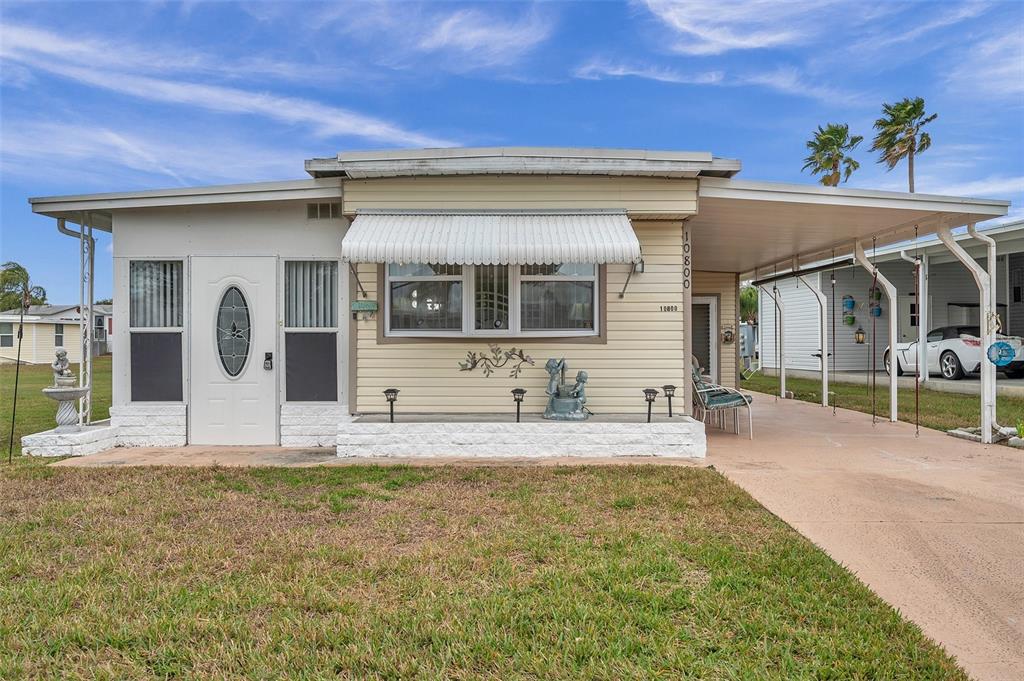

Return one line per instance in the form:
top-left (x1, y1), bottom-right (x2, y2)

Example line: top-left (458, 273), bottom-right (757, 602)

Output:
top-left (264, 352), bottom-right (273, 370)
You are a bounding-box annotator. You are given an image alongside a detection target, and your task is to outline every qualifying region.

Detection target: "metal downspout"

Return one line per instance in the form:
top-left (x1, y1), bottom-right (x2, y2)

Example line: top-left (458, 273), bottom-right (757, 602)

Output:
top-left (854, 242), bottom-right (898, 423)
top-left (55, 218), bottom-right (96, 424)
top-left (900, 250), bottom-right (928, 383)
top-left (938, 225), bottom-right (995, 443)
top-left (799, 274), bottom-right (829, 407)
top-left (759, 285), bottom-right (786, 398)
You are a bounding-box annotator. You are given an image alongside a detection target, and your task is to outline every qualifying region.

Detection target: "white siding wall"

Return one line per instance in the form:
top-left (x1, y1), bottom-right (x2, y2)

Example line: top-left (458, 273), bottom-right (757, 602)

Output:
top-left (1009, 253), bottom-right (1024, 336)
top-left (759, 274), bottom-right (823, 371)
top-left (759, 253), bottom-right (1012, 374)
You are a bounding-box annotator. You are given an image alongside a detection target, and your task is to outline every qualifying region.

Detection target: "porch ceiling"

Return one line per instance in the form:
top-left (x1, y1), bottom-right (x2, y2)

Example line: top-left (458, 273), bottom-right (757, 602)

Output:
top-left (690, 178), bottom-right (1009, 278)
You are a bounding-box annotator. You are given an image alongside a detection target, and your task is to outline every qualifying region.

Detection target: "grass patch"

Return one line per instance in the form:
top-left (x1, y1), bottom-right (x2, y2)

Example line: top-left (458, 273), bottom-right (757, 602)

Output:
top-left (744, 372), bottom-right (1024, 432)
top-left (0, 356), bottom-right (112, 458)
top-left (0, 463), bottom-right (967, 679)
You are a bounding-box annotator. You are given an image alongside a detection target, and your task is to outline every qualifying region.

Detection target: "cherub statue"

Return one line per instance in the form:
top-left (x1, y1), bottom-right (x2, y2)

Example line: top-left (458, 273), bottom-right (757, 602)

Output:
top-left (544, 357), bottom-right (565, 396)
top-left (52, 348), bottom-right (72, 385)
top-left (570, 370), bottom-right (588, 407)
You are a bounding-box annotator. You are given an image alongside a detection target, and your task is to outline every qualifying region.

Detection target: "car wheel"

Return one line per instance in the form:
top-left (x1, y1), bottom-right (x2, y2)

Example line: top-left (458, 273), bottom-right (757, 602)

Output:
top-left (940, 351), bottom-right (965, 380)
top-left (883, 351), bottom-right (903, 376)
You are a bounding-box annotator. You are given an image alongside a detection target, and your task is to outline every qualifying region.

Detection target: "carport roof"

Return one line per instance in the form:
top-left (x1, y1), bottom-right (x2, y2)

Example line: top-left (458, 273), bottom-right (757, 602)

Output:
top-left (690, 177), bottom-right (1009, 278)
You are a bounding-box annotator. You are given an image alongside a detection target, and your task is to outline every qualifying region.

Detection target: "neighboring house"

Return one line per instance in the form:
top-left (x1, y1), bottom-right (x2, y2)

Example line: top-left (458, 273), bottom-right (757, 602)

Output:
top-left (0, 304), bottom-right (112, 364)
top-left (759, 220), bottom-right (1024, 374)
top-left (24, 147), bottom-right (1007, 453)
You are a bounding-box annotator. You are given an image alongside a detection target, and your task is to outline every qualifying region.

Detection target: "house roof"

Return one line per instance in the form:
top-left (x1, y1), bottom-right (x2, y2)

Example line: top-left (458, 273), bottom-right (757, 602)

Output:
top-left (0, 304), bottom-right (107, 322)
top-left (305, 147), bottom-right (742, 179)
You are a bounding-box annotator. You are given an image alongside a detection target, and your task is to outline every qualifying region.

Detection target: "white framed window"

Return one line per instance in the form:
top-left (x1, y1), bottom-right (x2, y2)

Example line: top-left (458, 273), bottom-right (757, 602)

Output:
top-left (384, 263), bottom-right (599, 338)
top-left (54, 323), bottom-right (64, 347)
top-left (130, 261), bottom-right (183, 329)
top-left (0, 322), bottom-right (13, 347)
top-left (283, 260), bottom-right (340, 402)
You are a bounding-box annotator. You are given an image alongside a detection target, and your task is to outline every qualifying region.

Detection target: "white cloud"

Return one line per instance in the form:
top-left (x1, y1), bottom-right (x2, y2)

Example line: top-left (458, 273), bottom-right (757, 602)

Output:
top-left (923, 174), bottom-right (1023, 198)
top-left (740, 67), bottom-right (862, 106)
top-left (854, 1), bottom-right (990, 51)
top-left (417, 8), bottom-right (554, 68)
top-left (639, 0), bottom-right (820, 55)
top-left (0, 119), bottom-right (303, 187)
top-left (573, 58), bottom-right (723, 84)
top-left (0, 23), bottom-right (455, 148)
top-left (946, 25), bottom-right (1024, 100)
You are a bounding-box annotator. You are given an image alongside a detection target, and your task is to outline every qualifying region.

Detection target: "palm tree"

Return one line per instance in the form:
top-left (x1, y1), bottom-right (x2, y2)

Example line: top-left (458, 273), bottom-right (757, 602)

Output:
top-left (0, 261), bottom-right (47, 312)
top-left (802, 123), bottom-right (863, 187)
top-left (870, 97), bottom-right (937, 193)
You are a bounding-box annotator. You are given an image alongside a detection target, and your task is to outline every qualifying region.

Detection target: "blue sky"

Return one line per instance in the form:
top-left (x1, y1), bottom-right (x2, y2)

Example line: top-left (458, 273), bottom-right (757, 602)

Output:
top-left (1, 0), bottom-right (1022, 302)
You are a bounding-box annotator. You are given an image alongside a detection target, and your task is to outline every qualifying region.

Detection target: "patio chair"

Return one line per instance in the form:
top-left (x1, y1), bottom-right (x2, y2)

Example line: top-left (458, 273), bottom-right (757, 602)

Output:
top-left (691, 365), bottom-right (754, 439)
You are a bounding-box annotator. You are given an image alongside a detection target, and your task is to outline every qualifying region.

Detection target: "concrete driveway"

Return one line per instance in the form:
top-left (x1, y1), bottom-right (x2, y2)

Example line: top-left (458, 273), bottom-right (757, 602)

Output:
top-left (708, 395), bottom-right (1024, 681)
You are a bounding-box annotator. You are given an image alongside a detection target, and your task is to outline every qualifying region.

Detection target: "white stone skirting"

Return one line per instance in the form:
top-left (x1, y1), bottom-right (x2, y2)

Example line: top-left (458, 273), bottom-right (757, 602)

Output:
top-left (111, 404), bottom-right (187, 447)
top-left (281, 404), bottom-right (352, 447)
top-left (337, 418), bottom-right (706, 459)
top-left (22, 422), bottom-right (118, 458)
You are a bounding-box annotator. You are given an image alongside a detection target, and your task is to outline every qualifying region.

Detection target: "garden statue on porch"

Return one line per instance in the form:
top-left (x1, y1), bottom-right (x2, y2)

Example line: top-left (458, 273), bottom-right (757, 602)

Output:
top-left (42, 348), bottom-right (90, 432)
top-left (543, 358), bottom-right (591, 421)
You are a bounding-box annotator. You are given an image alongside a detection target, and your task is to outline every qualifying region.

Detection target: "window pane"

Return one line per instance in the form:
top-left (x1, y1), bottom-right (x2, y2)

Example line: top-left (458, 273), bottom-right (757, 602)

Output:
top-left (521, 281), bottom-right (595, 331)
top-left (0, 323), bottom-right (12, 334)
top-left (389, 263), bottom-right (462, 277)
top-left (130, 261), bottom-right (183, 328)
top-left (390, 280), bottom-right (462, 330)
top-left (217, 286), bottom-right (251, 377)
top-left (474, 264), bottom-right (509, 331)
top-left (285, 261), bottom-right (337, 328)
top-left (522, 263), bottom-right (595, 277)
top-left (130, 332), bottom-right (183, 401)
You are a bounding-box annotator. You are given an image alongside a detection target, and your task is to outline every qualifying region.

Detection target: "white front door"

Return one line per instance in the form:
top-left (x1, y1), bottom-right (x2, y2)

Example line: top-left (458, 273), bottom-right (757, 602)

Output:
top-left (692, 296), bottom-right (719, 381)
top-left (190, 256), bottom-right (278, 445)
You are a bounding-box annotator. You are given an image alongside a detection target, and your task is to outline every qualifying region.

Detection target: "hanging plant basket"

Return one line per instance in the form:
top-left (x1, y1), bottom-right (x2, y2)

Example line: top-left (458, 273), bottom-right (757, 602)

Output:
top-left (868, 286), bottom-right (882, 302)
top-left (842, 295), bottom-right (856, 311)
top-left (869, 304), bottom-right (882, 318)
top-left (843, 313), bottom-right (857, 326)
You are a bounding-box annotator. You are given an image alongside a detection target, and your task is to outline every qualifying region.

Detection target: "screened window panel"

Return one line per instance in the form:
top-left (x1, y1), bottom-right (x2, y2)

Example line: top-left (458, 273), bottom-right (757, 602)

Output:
top-left (390, 281), bottom-right (462, 330)
top-left (0, 322), bottom-right (12, 347)
top-left (285, 261), bottom-right (338, 328)
top-left (388, 263), bottom-right (462, 277)
top-left (54, 324), bottom-right (64, 347)
top-left (130, 332), bottom-right (183, 401)
top-left (521, 263), bottom-right (595, 277)
top-left (285, 332), bottom-right (338, 401)
top-left (130, 261), bottom-right (183, 328)
top-left (474, 265), bottom-right (509, 330)
top-left (520, 281), bottom-right (595, 331)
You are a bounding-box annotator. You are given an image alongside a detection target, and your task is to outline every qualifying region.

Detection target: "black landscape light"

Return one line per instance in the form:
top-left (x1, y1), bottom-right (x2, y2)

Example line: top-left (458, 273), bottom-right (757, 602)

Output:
top-left (511, 388), bottom-right (527, 422)
top-left (383, 388), bottom-right (400, 423)
top-left (661, 384), bottom-right (676, 417)
top-left (643, 388), bottom-right (659, 423)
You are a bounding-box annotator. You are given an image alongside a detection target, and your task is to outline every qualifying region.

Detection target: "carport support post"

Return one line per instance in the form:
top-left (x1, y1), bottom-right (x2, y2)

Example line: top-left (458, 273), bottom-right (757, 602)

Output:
top-left (799, 275), bottom-right (828, 407)
top-left (899, 250), bottom-right (928, 383)
top-left (941, 224), bottom-right (996, 443)
top-left (854, 242), bottom-right (898, 423)
top-left (760, 285), bottom-right (786, 398)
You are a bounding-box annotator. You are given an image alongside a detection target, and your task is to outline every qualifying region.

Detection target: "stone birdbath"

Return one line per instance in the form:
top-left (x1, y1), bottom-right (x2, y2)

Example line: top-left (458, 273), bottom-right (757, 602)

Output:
top-left (42, 348), bottom-right (90, 433)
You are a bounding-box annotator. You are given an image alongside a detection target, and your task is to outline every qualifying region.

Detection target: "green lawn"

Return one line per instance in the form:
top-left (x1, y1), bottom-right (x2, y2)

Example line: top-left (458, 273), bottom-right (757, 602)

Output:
top-left (744, 372), bottom-right (1024, 433)
top-left (0, 356), bottom-right (112, 458)
top-left (0, 463), bottom-right (967, 679)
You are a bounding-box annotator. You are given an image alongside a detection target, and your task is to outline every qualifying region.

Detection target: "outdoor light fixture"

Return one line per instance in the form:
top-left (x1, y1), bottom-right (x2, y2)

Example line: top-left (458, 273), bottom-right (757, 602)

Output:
top-left (643, 388), bottom-right (659, 423)
top-left (383, 388), bottom-right (400, 423)
top-left (511, 387), bottom-right (527, 422)
top-left (854, 326), bottom-right (867, 345)
top-left (661, 384), bottom-right (676, 417)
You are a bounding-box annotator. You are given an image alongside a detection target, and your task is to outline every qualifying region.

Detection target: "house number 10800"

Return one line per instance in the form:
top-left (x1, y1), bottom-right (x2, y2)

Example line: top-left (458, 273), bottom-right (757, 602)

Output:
top-left (660, 305), bottom-right (679, 312)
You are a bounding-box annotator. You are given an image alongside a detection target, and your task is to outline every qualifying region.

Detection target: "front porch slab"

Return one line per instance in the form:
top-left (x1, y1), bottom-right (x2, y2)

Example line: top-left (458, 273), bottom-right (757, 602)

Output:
top-left (338, 414), bottom-right (706, 459)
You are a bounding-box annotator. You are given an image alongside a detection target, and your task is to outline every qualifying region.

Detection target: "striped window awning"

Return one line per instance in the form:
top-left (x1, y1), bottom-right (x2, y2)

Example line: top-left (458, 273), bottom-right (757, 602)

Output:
top-left (341, 210), bottom-right (641, 265)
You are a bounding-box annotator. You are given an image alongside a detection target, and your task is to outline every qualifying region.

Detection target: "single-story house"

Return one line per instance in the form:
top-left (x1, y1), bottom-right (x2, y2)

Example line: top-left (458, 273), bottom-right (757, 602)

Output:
top-left (758, 219), bottom-right (1024, 377)
top-left (0, 304), bottom-right (112, 364)
top-left (22, 147), bottom-right (1010, 455)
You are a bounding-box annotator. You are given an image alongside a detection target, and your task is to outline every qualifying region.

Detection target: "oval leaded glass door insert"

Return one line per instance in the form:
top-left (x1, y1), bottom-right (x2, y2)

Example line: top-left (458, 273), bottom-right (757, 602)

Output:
top-left (217, 286), bottom-right (251, 377)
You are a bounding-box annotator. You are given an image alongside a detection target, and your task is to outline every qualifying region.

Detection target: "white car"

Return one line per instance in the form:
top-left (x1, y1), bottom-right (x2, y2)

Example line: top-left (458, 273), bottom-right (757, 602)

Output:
top-left (885, 326), bottom-right (1024, 380)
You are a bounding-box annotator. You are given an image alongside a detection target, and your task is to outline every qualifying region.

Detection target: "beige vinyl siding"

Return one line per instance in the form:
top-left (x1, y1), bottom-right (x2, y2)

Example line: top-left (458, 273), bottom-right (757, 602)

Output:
top-left (342, 176), bottom-right (698, 216)
top-left (0, 323), bottom-right (29, 363)
top-left (0, 322), bottom-right (83, 364)
top-left (353, 220), bottom-right (689, 414)
top-left (693, 271), bottom-right (739, 387)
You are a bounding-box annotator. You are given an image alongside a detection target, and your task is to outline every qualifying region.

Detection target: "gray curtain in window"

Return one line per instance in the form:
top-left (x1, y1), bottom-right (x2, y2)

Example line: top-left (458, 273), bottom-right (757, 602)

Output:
top-left (130, 261), bottom-right (183, 328)
top-left (285, 261), bottom-right (337, 328)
